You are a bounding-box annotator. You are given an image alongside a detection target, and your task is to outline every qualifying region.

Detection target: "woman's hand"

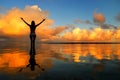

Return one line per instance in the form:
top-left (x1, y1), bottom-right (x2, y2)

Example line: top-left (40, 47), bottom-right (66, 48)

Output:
top-left (20, 17), bottom-right (23, 20)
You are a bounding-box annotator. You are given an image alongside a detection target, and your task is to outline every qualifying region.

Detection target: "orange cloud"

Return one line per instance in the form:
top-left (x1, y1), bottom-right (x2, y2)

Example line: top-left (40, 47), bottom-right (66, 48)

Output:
top-left (0, 5), bottom-right (68, 41)
top-left (61, 27), bottom-right (120, 41)
top-left (0, 5), bottom-right (52, 35)
top-left (0, 52), bottom-right (29, 67)
top-left (93, 11), bottom-right (105, 24)
top-left (0, 6), bottom-right (119, 42)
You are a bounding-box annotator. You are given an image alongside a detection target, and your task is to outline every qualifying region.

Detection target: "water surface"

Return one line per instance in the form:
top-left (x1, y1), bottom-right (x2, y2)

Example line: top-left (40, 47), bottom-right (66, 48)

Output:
top-left (0, 41), bottom-right (120, 80)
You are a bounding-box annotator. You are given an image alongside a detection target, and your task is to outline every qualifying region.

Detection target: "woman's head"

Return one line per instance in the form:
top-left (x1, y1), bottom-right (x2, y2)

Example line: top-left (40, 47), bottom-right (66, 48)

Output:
top-left (31, 21), bottom-right (35, 26)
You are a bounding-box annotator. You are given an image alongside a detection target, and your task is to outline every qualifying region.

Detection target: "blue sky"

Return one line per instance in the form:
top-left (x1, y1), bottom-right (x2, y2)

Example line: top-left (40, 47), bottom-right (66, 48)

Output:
top-left (0, 0), bottom-right (120, 29)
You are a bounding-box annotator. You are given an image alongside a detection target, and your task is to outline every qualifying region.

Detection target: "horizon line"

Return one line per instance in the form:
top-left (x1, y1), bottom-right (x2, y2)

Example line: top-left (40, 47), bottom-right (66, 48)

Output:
top-left (45, 41), bottom-right (120, 44)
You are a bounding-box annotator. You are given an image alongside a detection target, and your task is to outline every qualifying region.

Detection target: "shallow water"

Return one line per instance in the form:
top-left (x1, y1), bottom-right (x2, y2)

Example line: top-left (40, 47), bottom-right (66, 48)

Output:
top-left (0, 41), bottom-right (120, 80)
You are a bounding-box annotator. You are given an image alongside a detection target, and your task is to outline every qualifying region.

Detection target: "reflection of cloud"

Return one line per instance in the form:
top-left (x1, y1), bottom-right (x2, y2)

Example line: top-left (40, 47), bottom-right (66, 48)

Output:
top-left (0, 52), bottom-right (29, 67)
top-left (58, 44), bottom-right (120, 62)
top-left (40, 44), bottom-right (120, 63)
top-left (0, 43), bottom-right (54, 79)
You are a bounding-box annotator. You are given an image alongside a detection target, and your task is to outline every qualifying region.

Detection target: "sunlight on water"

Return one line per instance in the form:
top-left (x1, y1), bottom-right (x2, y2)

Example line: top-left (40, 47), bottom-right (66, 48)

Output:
top-left (0, 41), bottom-right (120, 79)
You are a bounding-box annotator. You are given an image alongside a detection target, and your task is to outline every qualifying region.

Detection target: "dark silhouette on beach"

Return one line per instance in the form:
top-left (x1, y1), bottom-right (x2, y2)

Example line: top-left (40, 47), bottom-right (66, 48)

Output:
top-left (19, 18), bottom-right (46, 72)
top-left (20, 18), bottom-right (45, 48)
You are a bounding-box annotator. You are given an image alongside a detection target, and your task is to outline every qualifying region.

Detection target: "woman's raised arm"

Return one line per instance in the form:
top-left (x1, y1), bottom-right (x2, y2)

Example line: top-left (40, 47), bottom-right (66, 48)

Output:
top-left (20, 17), bottom-right (30, 26)
top-left (35, 18), bottom-right (46, 27)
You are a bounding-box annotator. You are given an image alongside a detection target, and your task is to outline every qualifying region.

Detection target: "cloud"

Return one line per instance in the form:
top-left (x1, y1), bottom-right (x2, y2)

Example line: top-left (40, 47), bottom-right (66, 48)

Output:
top-left (0, 6), bottom-right (119, 42)
top-left (74, 19), bottom-right (92, 25)
top-left (61, 27), bottom-right (120, 41)
top-left (93, 11), bottom-right (118, 29)
top-left (37, 26), bottom-right (67, 41)
top-left (61, 10), bottom-right (119, 41)
top-left (101, 24), bottom-right (117, 29)
top-left (74, 14), bottom-right (116, 30)
top-left (115, 13), bottom-right (120, 22)
top-left (0, 5), bottom-right (67, 41)
top-left (93, 11), bottom-right (105, 24)
top-left (30, 5), bottom-right (42, 11)
top-left (75, 11), bottom-right (117, 29)
top-left (0, 5), bottom-right (50, 36)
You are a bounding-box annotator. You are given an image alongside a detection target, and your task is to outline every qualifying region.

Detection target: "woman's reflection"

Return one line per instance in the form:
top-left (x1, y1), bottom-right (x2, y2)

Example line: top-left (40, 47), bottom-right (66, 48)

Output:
top-left (26, 54), bottom-right (44, 71)
top-left (19, 50), bottom-right (44, 72)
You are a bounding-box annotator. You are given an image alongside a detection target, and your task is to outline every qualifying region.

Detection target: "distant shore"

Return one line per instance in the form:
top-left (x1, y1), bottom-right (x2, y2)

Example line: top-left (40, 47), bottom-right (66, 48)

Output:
top-left (1, 40), bottom-right (120, 44)
top-left (45, 41), bottom-right (120, 44)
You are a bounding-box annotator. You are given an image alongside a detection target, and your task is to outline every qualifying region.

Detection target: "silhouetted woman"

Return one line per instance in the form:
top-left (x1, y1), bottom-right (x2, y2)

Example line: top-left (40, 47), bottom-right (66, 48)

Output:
top-left (18, 18), bottom-right (45, 72)
top-left (21, 18), bottom-right (46, 55)
top-left (20, 17), bottom-right (46, 40)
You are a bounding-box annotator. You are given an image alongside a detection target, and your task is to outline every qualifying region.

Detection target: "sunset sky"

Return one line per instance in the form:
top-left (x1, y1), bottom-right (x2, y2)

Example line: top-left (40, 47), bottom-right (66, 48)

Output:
top-left (0, 0), bottom-right (120, 41)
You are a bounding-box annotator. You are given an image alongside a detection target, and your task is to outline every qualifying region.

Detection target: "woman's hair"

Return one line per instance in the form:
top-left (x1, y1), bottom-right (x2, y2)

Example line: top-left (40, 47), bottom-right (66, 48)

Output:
top-left (31, 21), bottom-right (35, 25)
